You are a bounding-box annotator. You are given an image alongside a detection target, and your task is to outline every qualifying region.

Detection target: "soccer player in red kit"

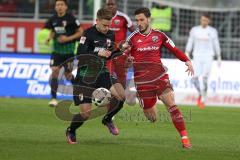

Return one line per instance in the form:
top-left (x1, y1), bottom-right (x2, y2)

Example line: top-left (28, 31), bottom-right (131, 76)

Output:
top-left (105, 0), bottom-right (134, 87)
top-left (121, 7), bottom-right (194, 149)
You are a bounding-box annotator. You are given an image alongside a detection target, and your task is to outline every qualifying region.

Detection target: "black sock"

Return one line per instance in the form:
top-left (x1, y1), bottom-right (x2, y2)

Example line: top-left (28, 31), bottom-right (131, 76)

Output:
top-left (68, 114), bottom-right (86, 133)
top-left (102, 99), bottom-right (124, 124)
top-left (50, 78), bottom-right (58, 99)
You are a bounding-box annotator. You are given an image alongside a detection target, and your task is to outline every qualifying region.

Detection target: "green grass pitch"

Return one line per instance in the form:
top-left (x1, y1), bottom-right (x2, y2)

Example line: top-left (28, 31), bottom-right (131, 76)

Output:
top-left (0, 98), bottom-right (240, 160)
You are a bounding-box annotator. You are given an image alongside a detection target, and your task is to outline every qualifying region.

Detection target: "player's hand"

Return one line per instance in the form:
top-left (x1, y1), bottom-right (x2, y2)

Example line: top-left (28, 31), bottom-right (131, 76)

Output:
top-left (98, 49), bottom-right (111, 58)
top-left (125, 56), bottom-right (134, 68)
top-left (119, 41), bottom-right (131, 52)
top-left (45, 38), bottom-right (51, 45)
top-left (57, 35), bottom-right (70, 43)
top-left (185, 61), bottom-right (194, 76)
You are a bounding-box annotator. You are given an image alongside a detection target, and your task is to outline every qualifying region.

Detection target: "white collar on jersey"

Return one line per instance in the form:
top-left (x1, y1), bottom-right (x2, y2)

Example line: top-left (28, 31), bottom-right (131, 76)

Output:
top-left (200, 25), bottom-right (210, 30)
top-left (113, 11), bottom-right (120, 19)
top-left (138, 28), bottom-right (153, 37)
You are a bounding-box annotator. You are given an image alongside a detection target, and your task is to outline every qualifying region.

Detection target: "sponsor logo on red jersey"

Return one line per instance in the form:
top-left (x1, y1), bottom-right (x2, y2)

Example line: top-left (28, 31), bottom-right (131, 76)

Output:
top-left (137, 46), bottom-right (160, 52)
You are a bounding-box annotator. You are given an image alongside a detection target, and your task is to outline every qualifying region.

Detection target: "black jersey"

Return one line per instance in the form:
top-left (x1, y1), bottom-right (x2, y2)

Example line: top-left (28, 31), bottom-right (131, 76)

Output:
top-left (76, 25), bottom-right (120, 77)
top-left (49, 12), bottom-right (80, 54)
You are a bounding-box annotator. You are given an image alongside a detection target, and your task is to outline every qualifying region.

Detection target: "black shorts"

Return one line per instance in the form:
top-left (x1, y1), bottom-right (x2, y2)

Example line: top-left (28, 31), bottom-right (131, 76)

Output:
top-left (50, 53), bottom-right (75, 72)
top-left (73, 72), bottom-right (118, 105)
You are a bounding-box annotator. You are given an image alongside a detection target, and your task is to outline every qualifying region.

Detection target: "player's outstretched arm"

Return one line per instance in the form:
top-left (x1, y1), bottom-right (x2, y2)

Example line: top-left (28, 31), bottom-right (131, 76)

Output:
top-left (45, 30), bottom-right (55, 45)
top-left (57, 27), bottom-right (83, 43)
top-left (162, 34), bottom-right (194, 76)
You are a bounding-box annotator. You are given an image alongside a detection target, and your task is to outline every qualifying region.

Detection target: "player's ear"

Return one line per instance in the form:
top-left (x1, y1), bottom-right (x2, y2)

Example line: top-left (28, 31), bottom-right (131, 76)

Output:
top-left (64, 1), bottom-right (68, 9)
top-left (208, 19), bottom-right (211, 24)
top-left (147, 17), bottom-right (151, 23)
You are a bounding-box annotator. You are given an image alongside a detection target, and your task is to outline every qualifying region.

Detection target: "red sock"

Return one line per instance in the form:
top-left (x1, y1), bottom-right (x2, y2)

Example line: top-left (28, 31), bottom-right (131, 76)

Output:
top-left (168, 105), bottom-right (188, 137)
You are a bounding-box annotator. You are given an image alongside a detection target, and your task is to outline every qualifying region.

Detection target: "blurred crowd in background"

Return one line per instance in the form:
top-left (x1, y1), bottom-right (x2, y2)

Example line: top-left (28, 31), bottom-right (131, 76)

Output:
top-left (0, 0), bottom-right (93, 19)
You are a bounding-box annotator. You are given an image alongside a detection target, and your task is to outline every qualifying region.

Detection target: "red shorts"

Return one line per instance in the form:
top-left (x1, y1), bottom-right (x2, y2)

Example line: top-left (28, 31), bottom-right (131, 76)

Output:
top-left (136, 74), bottom-right (173, 110)
top-left (106, 55), bottom-right (128, 87)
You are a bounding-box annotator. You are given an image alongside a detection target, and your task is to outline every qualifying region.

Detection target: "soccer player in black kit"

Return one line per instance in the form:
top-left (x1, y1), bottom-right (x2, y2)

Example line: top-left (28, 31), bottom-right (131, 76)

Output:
top-left (46, 0), bottom-right (83, 107)
top-left (65, 8), bottom-right (126, 144)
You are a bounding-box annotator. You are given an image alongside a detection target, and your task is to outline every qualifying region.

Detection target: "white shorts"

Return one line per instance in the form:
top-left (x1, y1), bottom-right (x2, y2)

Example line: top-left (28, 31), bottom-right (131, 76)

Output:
top-left (193, 57), bottom-right (213, 77)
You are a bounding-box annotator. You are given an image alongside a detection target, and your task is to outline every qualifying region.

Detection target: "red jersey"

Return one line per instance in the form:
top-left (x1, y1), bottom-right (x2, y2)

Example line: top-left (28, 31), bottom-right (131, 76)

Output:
top-left (110, 11), bottom-right (133, 43)
top-left (106, 11), bottom-right (133, 87)
top-left (127, 29), bottom-right (189, 84)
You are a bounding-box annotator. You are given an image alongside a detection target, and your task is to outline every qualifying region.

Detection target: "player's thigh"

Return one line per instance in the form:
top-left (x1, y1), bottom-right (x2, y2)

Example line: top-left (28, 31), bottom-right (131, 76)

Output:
top-left (158, 88), bottom-right (176, 108)
top-left (106, 60), bottom-right (115, 75)
top-left (202, 59), bottom-right (213, 77)
top-left (97, 72), bottom-right (125, 101)
top-left (63, 54), bottom-right (74, 72)
top-left (50, 53), bottom-right (64, 67)
top-left (62, 54), bottom-right (74, 79)
top-left (79, 103), bottom-right (92, 119)
top-left (136, 87), bottom-right (157, 109)
top-left (193, 58), bottom-right (204, 77)
top-left (137, 93), bottom-right (158, 122)
top-left (113, 56), bottom-right (128, 87)
top-left (50, 54), bottom-right (64, 77)
top-left (73, 76), bottom-right (95, 107)
top-left (50, 66), bottom-right (61, 78)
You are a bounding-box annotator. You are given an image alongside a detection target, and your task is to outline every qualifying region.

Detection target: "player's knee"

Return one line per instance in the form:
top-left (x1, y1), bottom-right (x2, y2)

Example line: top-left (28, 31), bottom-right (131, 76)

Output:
top-left (119, 93), bottom-right (126, 101)
top-left (159, 91), bottom-right (175, 107)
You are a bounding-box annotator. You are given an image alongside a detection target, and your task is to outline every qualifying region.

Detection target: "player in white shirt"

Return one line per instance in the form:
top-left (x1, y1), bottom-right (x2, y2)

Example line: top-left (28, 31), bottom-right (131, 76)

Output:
top-left (185, 14), bottom-right (221, 108)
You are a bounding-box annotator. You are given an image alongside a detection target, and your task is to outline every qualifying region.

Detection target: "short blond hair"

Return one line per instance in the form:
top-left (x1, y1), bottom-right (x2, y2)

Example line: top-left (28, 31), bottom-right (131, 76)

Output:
top-left (97, 8), bottom-right (114, 20)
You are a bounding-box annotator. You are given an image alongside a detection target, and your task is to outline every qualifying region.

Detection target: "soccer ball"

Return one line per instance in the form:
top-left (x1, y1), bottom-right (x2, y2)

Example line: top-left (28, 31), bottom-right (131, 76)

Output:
top-left (92, 88), bottom-right (111, 107)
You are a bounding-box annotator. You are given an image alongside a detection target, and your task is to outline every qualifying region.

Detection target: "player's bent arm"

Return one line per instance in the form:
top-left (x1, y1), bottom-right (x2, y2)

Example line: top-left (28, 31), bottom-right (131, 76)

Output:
top-left (98, 49), bottom-right (112, 58)
top-left (77, 32), bottom-right (93, 56)
top-left (106, 50), bottom-right (122, 59)
top-left (185, 28), bottom-right (194, 57)
top-left (45, 30), bottom-right (55, 45)
top-left (46, 17), bottom-right (55, 44)
top-left (212, 29), bottom-right (221, 66)
top-left (77, 33), bottom-right (110, 58)
top-left (213, 29), bottom-right (222, 65)
top-left (163, 36), bottom-right (194, 76)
